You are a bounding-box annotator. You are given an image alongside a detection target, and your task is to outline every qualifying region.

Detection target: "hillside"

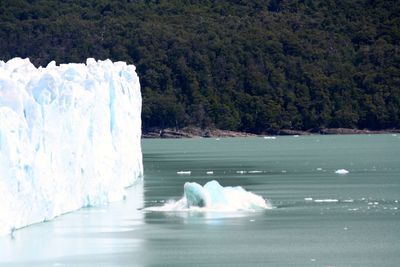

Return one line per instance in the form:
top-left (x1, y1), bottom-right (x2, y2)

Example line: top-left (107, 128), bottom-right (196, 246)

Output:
top-left (1, 0), bottom-right (399, 133)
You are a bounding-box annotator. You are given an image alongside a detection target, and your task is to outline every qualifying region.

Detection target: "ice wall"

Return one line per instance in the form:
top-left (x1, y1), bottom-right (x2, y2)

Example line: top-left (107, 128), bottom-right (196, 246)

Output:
top-left (0, 58), bottom-right (143, 236)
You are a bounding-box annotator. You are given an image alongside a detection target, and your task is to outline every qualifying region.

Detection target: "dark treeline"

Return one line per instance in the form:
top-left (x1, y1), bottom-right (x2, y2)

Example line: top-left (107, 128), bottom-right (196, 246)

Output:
top-left (1, 0), bottom-right (399, 133)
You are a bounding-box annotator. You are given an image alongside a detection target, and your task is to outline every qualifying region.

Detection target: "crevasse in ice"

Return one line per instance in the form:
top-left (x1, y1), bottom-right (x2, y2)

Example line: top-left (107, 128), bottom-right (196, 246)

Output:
top-left (0, 58), bottom-right (143, 235)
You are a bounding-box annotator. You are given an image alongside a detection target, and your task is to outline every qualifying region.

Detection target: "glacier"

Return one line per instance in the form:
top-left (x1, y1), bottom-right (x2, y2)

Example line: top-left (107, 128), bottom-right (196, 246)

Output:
top-left (146, 180), bottom-right (272, 212)
top-left (0, 58), bottom-right (143, 236)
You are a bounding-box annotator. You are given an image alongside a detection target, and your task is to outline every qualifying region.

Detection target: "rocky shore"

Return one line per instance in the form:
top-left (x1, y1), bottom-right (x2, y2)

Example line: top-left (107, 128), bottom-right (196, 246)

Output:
top-left (142, 126), bottom-right (400, 139)
top-left (142, 127), bottom-right (257, 138)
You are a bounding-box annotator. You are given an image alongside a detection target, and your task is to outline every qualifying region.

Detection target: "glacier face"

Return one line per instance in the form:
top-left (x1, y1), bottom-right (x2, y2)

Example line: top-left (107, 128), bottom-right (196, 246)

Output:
top-left (0, 58), bottom-right (143, 236)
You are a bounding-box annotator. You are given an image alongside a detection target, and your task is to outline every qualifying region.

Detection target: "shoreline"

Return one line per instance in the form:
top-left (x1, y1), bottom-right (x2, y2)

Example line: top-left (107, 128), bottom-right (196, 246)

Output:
top-left (142, 127), bottom-right (400, 139)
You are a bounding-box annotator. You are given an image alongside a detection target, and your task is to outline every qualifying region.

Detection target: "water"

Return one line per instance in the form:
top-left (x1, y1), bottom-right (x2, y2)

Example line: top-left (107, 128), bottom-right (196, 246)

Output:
top-left (1, 135), bottom-right (399, 266)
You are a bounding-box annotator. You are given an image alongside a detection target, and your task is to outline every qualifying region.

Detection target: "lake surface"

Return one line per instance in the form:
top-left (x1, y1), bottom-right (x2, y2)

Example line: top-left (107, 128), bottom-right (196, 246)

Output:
top-left (1, 135), bottom-right (399, 266)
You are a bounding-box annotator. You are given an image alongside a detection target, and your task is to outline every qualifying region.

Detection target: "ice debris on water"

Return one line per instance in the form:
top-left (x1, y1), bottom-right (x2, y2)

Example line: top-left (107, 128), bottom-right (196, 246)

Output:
top-left (177, 171), bottom-right (191, 175)
top-left (206, 171), bottom-right (214, 175)
top-left (314, 199), bottom-right (339, 203)
top-left (0, 57), bottom-right (143, 236)
top-left (335, 169), bottom-right (349, 174)
top-left (145, 180), bottom-right (272, 212)
top-left (248, 170), bottom-right (262, 174)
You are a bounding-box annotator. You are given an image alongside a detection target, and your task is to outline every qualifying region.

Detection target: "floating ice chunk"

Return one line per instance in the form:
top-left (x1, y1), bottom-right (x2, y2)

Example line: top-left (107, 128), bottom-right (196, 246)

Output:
top-left (236, 170), bottom-right (247, 174)
top-left (146, 180), bottom-right (272, 212)
top-left (177, 171), bottom-right (191, 175)
top-left (343, 199), bottom-right (354, 203)
top-left (316, 167), bottom-right (323, 171)
top-left (263, 136), bottom-right (276, 139)
top-left (314, 199), bottom-right (339, 203)
top-left (335, 169), bottom-right (349, 174)
top-left (184, 182), bottom-right (210, 207)
top-left (293, 135), bottom-right (299, 137)
top-left (248, 170), bottom-right (262, 174)
top-left (206, 171), bottom-right (214, 175)
top-left (304, 197), bottom-right (313, 201)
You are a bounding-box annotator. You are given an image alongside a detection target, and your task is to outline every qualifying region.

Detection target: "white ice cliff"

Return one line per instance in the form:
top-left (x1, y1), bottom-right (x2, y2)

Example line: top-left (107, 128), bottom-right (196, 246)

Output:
top-left (0, 58), bottom-right (143, 235)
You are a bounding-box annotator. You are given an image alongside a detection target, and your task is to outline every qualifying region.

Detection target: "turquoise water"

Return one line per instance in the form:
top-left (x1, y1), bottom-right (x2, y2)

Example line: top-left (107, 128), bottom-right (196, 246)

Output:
top-left (1, 135), bottom-right (399, 266)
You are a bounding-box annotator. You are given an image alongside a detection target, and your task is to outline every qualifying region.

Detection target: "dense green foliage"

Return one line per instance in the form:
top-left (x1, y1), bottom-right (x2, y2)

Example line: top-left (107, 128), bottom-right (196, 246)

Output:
top-left (1, 0), bottom-right (399, 132)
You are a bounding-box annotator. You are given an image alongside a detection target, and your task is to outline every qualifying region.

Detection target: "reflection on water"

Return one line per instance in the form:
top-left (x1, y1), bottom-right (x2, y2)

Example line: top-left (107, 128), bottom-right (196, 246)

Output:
top-left (0, 184), bottom-right (144, 266)
top-left (0, 135), bottom-right (400, 266)
top-left (144, 209), bottom-right (266, 226)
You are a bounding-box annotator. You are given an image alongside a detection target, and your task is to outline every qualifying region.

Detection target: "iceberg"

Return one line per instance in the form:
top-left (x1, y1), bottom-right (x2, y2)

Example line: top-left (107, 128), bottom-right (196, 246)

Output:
top-left (0, 58), bottom-right (143, 236)
top-left (146, 180), bottom-right (272, 212)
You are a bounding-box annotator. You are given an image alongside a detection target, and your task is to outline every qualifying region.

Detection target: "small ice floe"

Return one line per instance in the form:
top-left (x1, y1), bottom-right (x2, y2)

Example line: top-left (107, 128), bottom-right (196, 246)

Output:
top-left (177, 171), bottom-right (191, 175)
top-left (281, 170), bottom-right (287, 173)
top-left (316, 167), bottom-right (323, 171)
top-left (348, 208), bottom-right (359, 211)
top-left (263, 136), bottom-right (276, 140)
top-left (293, 135), bottom-right (299, 137)
top-left (215, 138), bottom-right (220, 141)
top-left (335, 169), bottom-right (349, 174)
top-left (206, 171), bottom-right (214, 175)
top-left (248, 170), bottom-right (262, 174)
top-left (304, 197), bottom-right (313, 201)
top-left (314, 199), bottom-right (339, 203)
top-left (343, 199), bottom-right (354, 203)
top-left (392, 134), bottom-right (397, 137)
top-left (236, 170), bottom-right (247, 174)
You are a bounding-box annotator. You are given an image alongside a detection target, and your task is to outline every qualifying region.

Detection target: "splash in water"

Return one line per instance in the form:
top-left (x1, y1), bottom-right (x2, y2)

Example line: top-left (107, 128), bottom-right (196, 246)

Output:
top-left (145, 180), bottom-right (272, 212)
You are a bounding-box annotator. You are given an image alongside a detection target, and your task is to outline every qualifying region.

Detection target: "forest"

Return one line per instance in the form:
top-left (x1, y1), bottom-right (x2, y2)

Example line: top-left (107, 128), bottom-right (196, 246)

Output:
top-left (0, 0), bottom-right (399, 133)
